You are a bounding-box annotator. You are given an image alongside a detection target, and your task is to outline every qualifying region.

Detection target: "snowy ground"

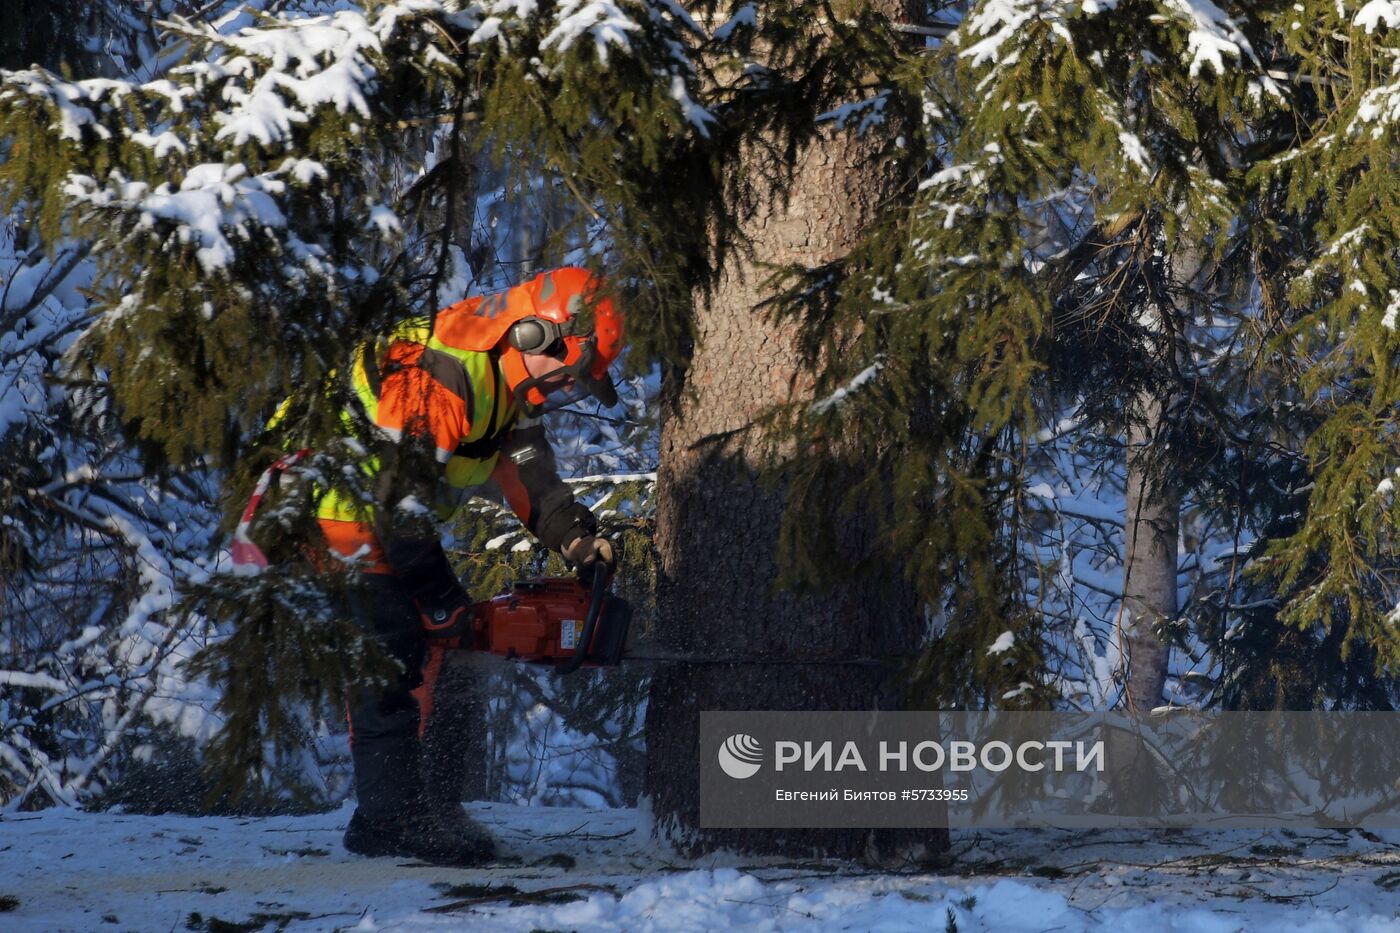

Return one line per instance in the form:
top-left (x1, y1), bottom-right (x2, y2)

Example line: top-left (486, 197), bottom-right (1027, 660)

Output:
top-left (4, 803), bottom-right (1400, 931)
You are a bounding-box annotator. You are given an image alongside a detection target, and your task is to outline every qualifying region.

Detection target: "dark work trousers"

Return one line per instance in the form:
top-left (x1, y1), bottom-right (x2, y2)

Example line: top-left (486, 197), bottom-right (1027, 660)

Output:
top-left (345, 573), bottom-right (427, 821)
top-left (345, 573), bottom-right (483, 821)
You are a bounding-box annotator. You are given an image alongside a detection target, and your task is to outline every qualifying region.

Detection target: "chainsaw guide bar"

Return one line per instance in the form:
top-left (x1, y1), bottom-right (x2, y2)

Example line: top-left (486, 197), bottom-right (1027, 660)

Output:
top-left (474, 577), bottom-right (906, 672)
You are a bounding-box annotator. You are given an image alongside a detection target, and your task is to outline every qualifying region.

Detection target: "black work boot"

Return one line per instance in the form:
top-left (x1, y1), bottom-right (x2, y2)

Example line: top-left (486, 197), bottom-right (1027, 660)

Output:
top-left (433, 803), bottom-right (498, 859)
top-left (343, 807), bottom-right (497, 866)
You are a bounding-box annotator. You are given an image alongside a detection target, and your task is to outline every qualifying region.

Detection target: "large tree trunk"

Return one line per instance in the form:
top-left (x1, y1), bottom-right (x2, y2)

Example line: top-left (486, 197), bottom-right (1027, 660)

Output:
top-left (644, 2), bottom-right (943, 862)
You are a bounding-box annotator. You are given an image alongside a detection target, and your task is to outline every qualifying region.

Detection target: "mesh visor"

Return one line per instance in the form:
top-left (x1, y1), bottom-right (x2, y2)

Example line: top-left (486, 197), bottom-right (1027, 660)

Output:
top-left (556, 338), bottom-right (618, 407)
top-left (576, 368), bottom-right (618, 407)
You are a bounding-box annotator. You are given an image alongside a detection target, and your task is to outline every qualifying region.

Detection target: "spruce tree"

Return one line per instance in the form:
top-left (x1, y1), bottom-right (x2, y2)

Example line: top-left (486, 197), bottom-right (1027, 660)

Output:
top-left (646, 0), bottom-right (948, 861)
top-left (0, 0), bottom-right (889, 805)
top-left (1245, 3), bottom-right (1400, 679)
top-left (775, 2), bottom-right (1400, 714)
top-left (16, 0), bottom-right (1400, 827)
top-left (0, 0), bottom-right (242, 809)
top-left (760, 2), bottom-right (1311, 714)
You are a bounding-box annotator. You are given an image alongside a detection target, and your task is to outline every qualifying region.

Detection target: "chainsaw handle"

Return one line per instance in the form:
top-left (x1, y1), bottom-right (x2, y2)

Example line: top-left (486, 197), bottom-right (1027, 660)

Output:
top-left (557, 568), bottom-right (610, 674)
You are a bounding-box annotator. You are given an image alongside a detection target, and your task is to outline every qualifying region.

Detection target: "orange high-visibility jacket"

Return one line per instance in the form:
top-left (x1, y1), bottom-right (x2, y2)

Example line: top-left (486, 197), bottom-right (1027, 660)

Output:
top-left (318, 289), bottom-right (595, 589)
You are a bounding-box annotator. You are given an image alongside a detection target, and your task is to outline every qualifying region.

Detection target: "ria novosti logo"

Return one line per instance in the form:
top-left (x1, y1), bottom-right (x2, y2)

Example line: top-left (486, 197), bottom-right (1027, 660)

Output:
top-left (718, 733), bottom-right (764, 779)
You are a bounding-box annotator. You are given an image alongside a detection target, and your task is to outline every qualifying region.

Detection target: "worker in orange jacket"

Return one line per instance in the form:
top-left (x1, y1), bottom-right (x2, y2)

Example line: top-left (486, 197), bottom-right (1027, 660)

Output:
top-left (328, 267), bottom-right (624, 865)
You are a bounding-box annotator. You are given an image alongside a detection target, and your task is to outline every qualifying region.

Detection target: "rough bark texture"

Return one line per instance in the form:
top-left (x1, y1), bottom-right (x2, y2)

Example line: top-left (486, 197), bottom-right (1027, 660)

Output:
top-left (644, 2), bottom-right (945, 862)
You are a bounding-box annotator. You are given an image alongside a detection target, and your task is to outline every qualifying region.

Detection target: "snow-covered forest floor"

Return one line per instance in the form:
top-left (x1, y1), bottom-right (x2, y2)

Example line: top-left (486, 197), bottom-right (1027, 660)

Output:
top-left (4, 804), bottom-right (1400, 931)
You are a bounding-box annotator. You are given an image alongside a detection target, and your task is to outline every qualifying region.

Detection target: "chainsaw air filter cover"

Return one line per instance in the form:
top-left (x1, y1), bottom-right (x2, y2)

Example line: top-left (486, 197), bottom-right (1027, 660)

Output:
top-left (476, 577), bottom-right (632, 667)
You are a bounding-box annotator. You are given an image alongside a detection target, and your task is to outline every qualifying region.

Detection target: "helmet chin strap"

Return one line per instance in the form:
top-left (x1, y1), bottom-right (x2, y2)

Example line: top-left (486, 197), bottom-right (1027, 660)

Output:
top-left (509, 340), bottom-right (602, 417)
top-left (536, 386), bottom-right (598, 416)
top-left (511, 375), bottom-right (595, 418)
top-left (512, 392), bottom-right (541, 419)
top-left (512, 373), bottom-right (550, 418)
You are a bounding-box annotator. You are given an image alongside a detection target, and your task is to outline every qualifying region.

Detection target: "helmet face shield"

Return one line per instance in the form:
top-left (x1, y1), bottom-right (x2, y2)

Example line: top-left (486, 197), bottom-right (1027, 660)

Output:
top-left (526, 363), bottom-right (578, 398)
top-left (530, 381), bottom-right (597, 414)
top-left (576, 370), bottom-right (619, 408)
top-left (454, 266), bottom-right (623, 415)
top-left (512, 337), bottom-right (618, 415)
top-left (570, 338), bottom-right (619, 407)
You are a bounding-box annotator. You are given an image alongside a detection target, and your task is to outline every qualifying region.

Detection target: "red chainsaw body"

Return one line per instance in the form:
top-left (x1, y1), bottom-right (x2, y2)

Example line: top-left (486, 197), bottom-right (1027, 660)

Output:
top-left (228, 459), bottom-right (628, 670)
top-left (475, 578), bottom-right (589, 660)
top-left (473, 577), bottom-right (629, 667)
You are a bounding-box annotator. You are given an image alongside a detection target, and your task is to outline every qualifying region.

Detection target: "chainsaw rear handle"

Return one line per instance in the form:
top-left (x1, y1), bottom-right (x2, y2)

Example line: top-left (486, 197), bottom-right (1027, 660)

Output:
top-left (557, 567), bottom-right (611, 674)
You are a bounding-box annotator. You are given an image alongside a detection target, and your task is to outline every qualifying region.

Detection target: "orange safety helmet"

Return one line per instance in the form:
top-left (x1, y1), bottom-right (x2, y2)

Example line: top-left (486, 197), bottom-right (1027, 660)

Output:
top-left (432, 267), bottom-right (625, 416)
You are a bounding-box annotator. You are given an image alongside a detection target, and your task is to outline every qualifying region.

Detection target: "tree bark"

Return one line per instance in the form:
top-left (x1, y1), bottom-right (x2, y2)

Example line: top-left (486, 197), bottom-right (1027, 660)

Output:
top-left (644, 1), bottom-right (944, 862)
top-left (1122, 392), bottom-right (1177, 712)
top-left (1119, 243), bottom-right (1198, 712)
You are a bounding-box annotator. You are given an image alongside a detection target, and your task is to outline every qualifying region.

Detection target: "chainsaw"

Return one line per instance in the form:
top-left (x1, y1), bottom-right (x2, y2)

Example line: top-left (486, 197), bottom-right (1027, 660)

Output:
top-left (232, 449), bottom-right (632, 672)
top-left (232, 454), bottom-right (894, 672)
top-left (470, 571), bottom-right (631, 672)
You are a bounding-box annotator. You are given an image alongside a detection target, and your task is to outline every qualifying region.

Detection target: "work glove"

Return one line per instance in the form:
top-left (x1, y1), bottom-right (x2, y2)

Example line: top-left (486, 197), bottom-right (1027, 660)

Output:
top-left (415, 588), bottom-right (473, 645)
top-left (562, 534), bottom-right (617, 584)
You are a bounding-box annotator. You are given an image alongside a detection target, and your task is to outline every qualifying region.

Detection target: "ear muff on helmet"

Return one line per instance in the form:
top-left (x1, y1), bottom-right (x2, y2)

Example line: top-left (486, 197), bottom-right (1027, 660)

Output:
top-left (466, 267), bottom-right (624, 414)
top-left (506, 315), bottom-right (581, 355)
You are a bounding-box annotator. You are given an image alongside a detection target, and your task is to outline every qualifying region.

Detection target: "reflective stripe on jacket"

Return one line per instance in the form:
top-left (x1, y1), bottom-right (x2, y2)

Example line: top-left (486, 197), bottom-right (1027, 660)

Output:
top-left (316, 318), bottom-right (517, 523)
top-left (314, 316), bottom-right (593, 577)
